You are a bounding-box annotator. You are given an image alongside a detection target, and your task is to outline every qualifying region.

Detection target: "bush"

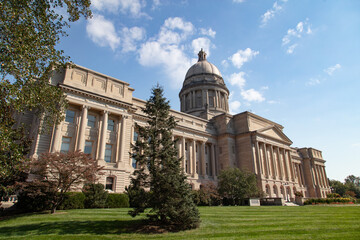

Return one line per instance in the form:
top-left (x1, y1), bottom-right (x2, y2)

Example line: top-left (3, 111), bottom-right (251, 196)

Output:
top-left (295, 191), bottom-right (303, 197)
top-left (15, 181), bottom-right (55, 212)
top-left (105, 193), bottom-right (129, 208)
top-left (83, 183), bottom-right (108, 208)
top-left (304, 197), bottom-right (352, 205)
top-left (327, 193), bottom-right (341, 198)
top-left (58, 192), bottom-right (85, 210)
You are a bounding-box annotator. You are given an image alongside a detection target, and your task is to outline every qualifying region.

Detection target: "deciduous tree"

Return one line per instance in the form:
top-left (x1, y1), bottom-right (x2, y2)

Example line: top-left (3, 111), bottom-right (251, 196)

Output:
top-left (218, 168), bottom-right (261, 205)
top-left (19, 151), bottom-right (103, 213)
top-left (0, 0), bottom-right (91, 199)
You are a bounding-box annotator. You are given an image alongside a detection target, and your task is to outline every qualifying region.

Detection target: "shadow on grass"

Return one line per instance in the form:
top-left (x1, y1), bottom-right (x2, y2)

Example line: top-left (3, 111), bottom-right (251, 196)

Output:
top-left (0, 219), bottom-right (147, 237)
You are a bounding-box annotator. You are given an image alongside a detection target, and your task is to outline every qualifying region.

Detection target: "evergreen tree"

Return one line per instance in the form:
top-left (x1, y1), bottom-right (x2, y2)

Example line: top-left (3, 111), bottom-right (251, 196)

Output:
top-left (128, 85), bottom-right (200, 230)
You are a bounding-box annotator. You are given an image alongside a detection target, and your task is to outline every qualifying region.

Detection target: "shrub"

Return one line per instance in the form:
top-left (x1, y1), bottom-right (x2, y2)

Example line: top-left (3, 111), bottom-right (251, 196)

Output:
top-left (304, 197), bottom-right (352, 205)
top-left (327, 193), bottom-right (341, 198)
top-left (105, 193), bottom-right (129, 208)
top-left (15, 181), bottom-right (55, 212)
top-left (83, 183), bottom-right (108, 208)
top-left (58, 192), bottom-right (85, 210)
top-left (295, 191), bottom-right (303, 197)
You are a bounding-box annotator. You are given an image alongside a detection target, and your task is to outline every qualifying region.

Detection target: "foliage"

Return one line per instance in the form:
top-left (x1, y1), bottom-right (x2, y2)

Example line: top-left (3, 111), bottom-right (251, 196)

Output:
top-left (192, 182), bottom-right (221, 206)
top-left (128, 85), bottom-right (200, 230)
top-left (329, 175), bottom-right (360, 199)
top-left (105, 193), bottom-right (130, 208)
top-left (295, 191), bottom-right (303, 197)
top-left (19, 151), bottom-right (103, 213)
top-left (125, 184), bottom-right (150, 208)
top-left (327, 193), bottom-right (341, 199)
top-left (83, 183), bottom-right (108, 209)
top-left (217, 168), bottom-right (261, 205)
top-left (58, 192), bottom-right (85, 210)
top-left (15, 180), bottom-right (55, 212)
top-left (0, 0), bottom-right (91, 202)
top-left (304, 197), bottom-right (353, 205)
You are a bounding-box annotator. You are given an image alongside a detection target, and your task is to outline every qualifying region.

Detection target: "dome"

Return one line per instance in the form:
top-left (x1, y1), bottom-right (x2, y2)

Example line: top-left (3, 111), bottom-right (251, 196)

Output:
top-left (185, 59), bottom-right (222, 79)
top-left (183, 49), bottom-right (225, 88)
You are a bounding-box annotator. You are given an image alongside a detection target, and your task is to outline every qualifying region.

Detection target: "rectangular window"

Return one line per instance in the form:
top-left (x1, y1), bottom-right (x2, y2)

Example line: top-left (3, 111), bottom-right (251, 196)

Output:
top-left (84, 141), bottom-right (93, 155)
top-left (108, 119), bottom-right (115, 131)
top-left (133, 131), bottom-right (138, 142)
top-left (87, 114), bottom-right (96, 127)
top-left (185, 142), bottom-right (188, 151)
top-left (104, 144), bottom-right (112, 163)
top-left (60, 137), bottom-right (71, 153)
top-left (132, 157), bottom-right (137, 168)
top-left (65, 110), bottom-right (75, 123)
top-left (105, 177), bottom-right (114, 190)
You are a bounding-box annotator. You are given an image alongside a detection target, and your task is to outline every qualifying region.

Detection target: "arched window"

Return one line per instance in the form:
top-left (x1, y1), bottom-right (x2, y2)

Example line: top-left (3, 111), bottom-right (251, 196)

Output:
top-left (105, 177), bottom-right (114, 191)
top-left (273, 185), bottom-right (278, 197)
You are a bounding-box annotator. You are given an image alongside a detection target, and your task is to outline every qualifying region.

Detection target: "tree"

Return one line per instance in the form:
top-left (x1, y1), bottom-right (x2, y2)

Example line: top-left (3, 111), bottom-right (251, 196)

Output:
top-left (193, 182), bottom-right (221, 206)
top-left (218, 168), bottom-right (261, 205)
top-left (0, 0), bottom-right (91, 200)
top-left (83, 183), bottom-right (108, 209)
top-left (128, 85), bottom-right (200, 230)
top-left (329, 179), bottom-right (349, 197)
top-left (18, 151), bottom-right (103, 213)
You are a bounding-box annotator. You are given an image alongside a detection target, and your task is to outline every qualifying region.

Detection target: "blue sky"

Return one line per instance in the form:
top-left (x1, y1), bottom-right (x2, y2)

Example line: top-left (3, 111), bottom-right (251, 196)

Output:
top-left (58, 0), bottom-right (360, 182)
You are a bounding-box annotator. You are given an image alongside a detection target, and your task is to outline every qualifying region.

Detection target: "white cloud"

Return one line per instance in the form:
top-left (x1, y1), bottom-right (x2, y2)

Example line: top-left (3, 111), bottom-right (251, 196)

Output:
top-left (200, 28), bottom-right (216, 38)
top-left (91, 0), bottom-right (146, 17)
top-left (229, 48), bottom-right (259, 69)
top-left (221, 60), bottom-right (229, 68)
top-left (152, 0), bottom-right (161, 9)
top-left (192, 38), bottom-right (211, 56)
top-left (233, 0), bottom-right (245, 3)
top-left (241, 89), bottom-right (265, 102)
top-left (324, 64), bottom-right (341, 76)
top-left (306, 78), bottom-right (321, 86)
top-left (121, 27), bottom-right (146, 52)
top-left (229, 100), bottom-right (241, 114)
top-left (228, 72), bottom-right (246, 89)
top-left (138, 17), bottom-right (197, 88)
top-left (282, 20), bottom-right (312, 54)
top-left (260, 1), bottom-right (287, 27)
top-left (267, 100), bottom-right (279, 104)
top-left (86, 14), bottom-right (120, 50)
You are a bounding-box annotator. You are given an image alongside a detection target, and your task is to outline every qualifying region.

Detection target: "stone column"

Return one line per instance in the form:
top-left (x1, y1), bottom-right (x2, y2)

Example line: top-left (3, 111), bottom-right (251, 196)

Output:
top-left (263, 144), bottom-right (270, 178)
top-left (116, 115), bottom-right (127, 168)
top-left (276, 147), bottom-right (284, 180)
top-left (321, 166), bottom-right (329, 188)
top-left (192, 140), bottom-right (197, 177)
top-left (98, 110), bottom-right (109, 162)
top-left (192, 91), bottom-right (196, 109)
top-left (270, 145), bottom-right (277, 179)
top-left (189, 141), bottom-right (193, 175)
top-left (201, 141), bottom-right (206, 177)
top-left (76, 105), bottom-right (89, 151)
top-left (255, 141), bottom-right (262, 176)
top-left (211, 143), bottom-right (216, 178)
top-left (282, 149), bottom-right (290, 181)
top-left (181, 137), bottom-right (186, 171)
top-left (51, 123), bottom-right (62, 153)
top-left (206, 90), bottom-right (209, 108)
top-left (288, 151), bottom-right (295, 181)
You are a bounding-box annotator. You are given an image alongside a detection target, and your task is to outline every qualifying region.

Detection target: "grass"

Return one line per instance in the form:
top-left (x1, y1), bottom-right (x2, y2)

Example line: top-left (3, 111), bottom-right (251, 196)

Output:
top-left (0, 206), bottom-right (360, 239)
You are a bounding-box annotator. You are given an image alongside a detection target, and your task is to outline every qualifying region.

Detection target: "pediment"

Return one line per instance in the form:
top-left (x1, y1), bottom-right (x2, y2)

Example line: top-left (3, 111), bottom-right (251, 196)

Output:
top-left (257, 125), bottom-right (293, 144)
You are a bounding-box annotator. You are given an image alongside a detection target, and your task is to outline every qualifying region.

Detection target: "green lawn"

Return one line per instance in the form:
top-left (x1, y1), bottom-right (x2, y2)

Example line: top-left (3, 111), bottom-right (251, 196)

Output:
top-left (1, 206), bottom-right (359, 239)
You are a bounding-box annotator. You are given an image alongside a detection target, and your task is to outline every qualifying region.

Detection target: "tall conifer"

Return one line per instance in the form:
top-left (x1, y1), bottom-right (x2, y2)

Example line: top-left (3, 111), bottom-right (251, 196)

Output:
top-left (128, 85), bottom-right (200, 230)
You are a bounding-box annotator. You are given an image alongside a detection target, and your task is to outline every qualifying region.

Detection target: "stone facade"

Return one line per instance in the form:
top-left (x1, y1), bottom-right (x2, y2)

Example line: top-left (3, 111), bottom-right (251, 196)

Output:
top-left (21, 50), bottom-right (331, 201)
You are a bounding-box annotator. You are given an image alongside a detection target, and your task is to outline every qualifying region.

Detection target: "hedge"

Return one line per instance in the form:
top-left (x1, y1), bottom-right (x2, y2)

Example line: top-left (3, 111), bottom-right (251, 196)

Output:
top-left (58, 192), bottom-right (85, 210)
top-left (304, 197), bottom-right (353, 205)
top-left (105, 193), bottom-right (129, 208)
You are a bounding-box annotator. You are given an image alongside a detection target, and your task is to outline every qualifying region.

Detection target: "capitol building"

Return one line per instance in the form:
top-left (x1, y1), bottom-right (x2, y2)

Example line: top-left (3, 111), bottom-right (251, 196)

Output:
top-left (22, 50), bottom-right (331, 201)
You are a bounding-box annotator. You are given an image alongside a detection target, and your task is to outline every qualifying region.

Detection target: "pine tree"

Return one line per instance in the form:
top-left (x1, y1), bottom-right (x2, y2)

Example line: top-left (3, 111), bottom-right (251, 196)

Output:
top-left (128, 85), bottom-right (200, 230)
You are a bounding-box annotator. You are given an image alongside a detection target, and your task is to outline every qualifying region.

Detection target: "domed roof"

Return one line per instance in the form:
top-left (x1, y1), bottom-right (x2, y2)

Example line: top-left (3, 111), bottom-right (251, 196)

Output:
top-left (185, 49), bottom-right (222, 80)
top-left (182, 49), bottom-right (227, 89)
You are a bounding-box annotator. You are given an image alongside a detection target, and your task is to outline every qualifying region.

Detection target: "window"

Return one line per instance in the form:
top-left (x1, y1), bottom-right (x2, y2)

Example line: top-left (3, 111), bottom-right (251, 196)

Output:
top-left (132, 157), bottom-right (137, 168)
top-left (133, 131), bottom-right (138, 142)
top-left (65, 110), bottom-right (75, 123)
top-left (84, 141), bottom-right (93, 155)
top-left (105, 177), bottom-right (114, 190)
top-left (60, 137), bottom-right (71, 153)
top-left (108, 119), bottom-right (115, 131)
top-left (104, 144), bottom-right (112, 163)
top-left (185, 142), bottom-right (188, 151)
top-left (87, 114), bottom-right (96, 127)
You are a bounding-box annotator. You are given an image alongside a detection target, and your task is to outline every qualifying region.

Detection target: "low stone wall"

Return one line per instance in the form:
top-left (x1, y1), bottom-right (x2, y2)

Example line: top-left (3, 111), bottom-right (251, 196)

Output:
top-left (260, 198), bottom-right (284, 206)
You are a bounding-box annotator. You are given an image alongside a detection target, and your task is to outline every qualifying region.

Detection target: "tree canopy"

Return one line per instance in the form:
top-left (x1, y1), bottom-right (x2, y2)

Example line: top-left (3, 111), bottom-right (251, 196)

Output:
top-left (0, 0), bottom-right (91, 199)
top-left (218, 168), bottom-right (262, 205)
top-left (128, 85), bottom-right (200, 230)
